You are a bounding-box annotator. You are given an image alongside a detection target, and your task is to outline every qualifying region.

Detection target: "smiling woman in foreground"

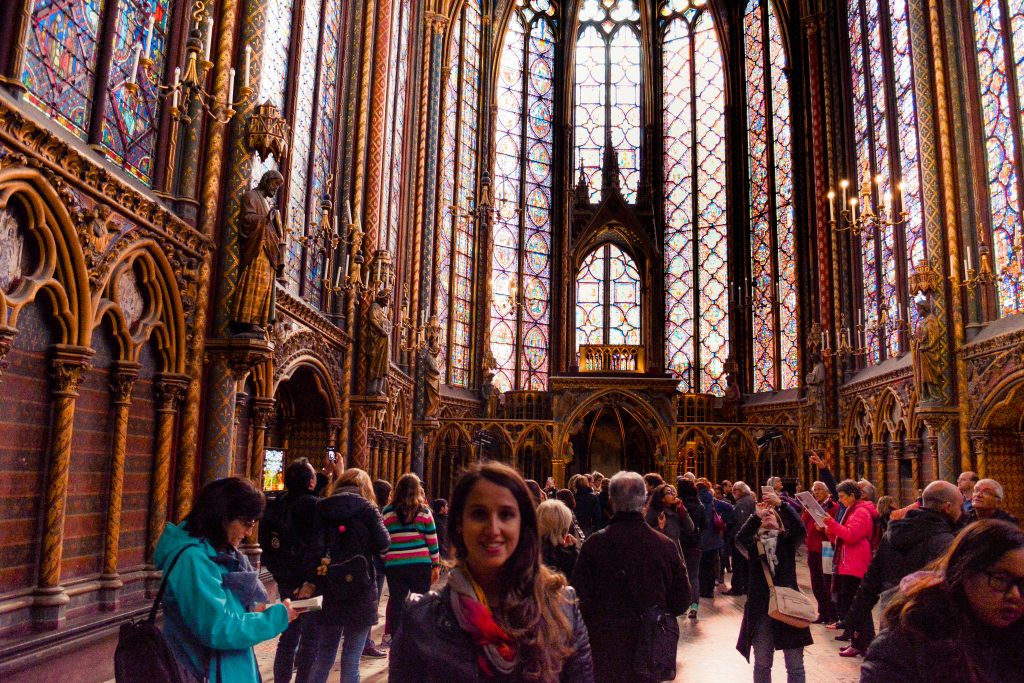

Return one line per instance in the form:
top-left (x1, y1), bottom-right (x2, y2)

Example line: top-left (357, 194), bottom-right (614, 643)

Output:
top-left (389, 462), bottom-right (594, 682)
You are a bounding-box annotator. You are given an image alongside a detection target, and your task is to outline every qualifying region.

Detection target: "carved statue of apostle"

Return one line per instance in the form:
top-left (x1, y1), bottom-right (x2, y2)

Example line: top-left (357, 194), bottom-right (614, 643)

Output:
top-left (230, 170), bottom-right (286, 335)
top-left (422, 321), bottom-right (442, 419)
top-left (366, 290), bottom-right (393, 396)
top-left (804, 352), bottom-right (826, 428)
top-left (911, 296), bottom-right (942, 403)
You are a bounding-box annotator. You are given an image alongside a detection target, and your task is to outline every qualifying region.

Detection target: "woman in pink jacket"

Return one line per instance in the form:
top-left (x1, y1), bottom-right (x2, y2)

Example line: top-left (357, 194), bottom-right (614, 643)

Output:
top-left (822, 479), bottom-right (878, 657)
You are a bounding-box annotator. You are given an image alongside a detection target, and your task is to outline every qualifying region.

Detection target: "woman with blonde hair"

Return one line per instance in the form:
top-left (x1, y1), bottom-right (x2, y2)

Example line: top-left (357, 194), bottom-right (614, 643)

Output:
top-left (382, 473), bottom-right (440, 635)
top-left (537, 499), bottom-right (579, 579)
top-left (390, 462), bottom-right (593, 681)
top-left (306, 468), bottom-right (389, 683)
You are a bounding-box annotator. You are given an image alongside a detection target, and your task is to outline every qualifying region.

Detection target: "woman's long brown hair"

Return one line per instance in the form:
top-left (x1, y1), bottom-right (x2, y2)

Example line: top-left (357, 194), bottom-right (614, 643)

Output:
top-left (393, 473), bottom-right (426, 524)
top-left (449, 462), bottom-right (574, 682)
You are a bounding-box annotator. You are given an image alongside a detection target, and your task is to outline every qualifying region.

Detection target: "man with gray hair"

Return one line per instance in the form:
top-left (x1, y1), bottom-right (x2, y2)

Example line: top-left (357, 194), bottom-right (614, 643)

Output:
top-left (723, 481), bottom-right (756, 596)
top-left (573, 472), bottom-right (690, 682)
top-left (840, 480), bottom-right (964, 657)
top-left (967, 478), bottom-right (1019, 525)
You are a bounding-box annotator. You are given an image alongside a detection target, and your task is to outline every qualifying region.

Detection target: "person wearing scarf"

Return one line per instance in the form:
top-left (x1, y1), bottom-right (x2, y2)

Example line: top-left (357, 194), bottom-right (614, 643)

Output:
top-left (154, 477), bottom-right (296, 683)
top-left (735, 491), bottom-right (812, 683)
top-left (390, 463), bottom-right (593, 682)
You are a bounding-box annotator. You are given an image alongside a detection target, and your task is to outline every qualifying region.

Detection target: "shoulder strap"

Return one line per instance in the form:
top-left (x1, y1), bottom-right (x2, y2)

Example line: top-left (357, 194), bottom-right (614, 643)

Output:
top-left (755, 540), bottom-right (776, 589)
top-left (147, 543), bottom-right (202, 623)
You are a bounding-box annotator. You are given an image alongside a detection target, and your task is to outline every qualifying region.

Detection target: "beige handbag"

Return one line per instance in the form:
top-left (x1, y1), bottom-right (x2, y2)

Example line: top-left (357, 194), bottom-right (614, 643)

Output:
top-left (757, 541), bottom-right (817, 629)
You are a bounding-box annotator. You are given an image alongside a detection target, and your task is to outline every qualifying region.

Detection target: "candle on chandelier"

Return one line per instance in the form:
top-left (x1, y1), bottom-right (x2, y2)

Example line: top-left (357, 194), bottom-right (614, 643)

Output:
top-left (243, 45), bottom-right (252, 88)
top-left (827, 191), bottom-right (835, 222)
top-left (204, 17), bottom-right (214, 62)
top-left (966, 248), bottom-right (973, 272)
top-left (850, 198), bottom-right (858, 224)
top-left (226, 67), bottom-right (235, 106)
top-left (840, 179), bottom-right (849, 207)
top-left (127, 44), bottom-right (142, 85)
top-left (343, 200), bottom-right (352, 226)
top-left (144, 15), bottom-right (155, 60)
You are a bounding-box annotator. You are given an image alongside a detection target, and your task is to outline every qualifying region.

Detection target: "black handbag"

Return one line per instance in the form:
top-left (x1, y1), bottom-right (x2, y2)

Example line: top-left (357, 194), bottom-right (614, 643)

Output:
top-left (617, 564), bottom-right (679, 681)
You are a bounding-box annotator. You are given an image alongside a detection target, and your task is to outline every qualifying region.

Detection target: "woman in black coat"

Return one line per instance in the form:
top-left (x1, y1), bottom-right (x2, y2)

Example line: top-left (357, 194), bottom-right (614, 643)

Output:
top-left (305, 469), bottom-right (390, 683)
top-left (645, 483), bottom-right (694, 557)
top-left (390, 463), bottom-right (593, 682)
top-left (735, 491), bottom-right (812, 682)
top-left (677, 478), bottom-right (705, 618)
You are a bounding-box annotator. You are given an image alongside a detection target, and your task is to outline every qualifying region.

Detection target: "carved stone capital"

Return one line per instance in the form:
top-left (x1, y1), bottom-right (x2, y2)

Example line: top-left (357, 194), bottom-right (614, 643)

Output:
top-left (916, 405), bottom-right (958, 437)
top-left (49, 346), bottom-right (94, 397)
top-left (250, 398), bottom-right (277, 429)
top-left (156, 374), bottom-right (189, 412)
top-left (110, 363), bottom-right (141, 405)
top-left (205, 337), bottom-right (274, 380)
top-left (424, 11), bottom-right (449, 32)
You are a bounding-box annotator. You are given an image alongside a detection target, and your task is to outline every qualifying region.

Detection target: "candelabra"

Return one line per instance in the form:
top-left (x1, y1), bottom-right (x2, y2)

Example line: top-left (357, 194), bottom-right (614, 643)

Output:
top-left (827, 174), bottom-right (908, 239)
top-left (337, 204), bottom-right (368, 297)
top-left (492, 276), bottom-right (525, 317)
top-left (961, 243), bottom-right (998, 292)
top-left (836, 313), bottom-right (869, 360)
top-left (398, 283), bottom-right (427, 352)
top-left (449, 177), bottom-right (522, 224)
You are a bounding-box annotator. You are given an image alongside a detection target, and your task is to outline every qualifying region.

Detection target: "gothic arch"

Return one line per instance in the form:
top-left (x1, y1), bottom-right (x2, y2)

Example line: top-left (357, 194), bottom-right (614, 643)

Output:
top-left (872, 388), bottom-right (905, 443)
top-left (274, 357), bottom-right (341, 419)
top-left (841, 397), bottom-right (872, 447)
top-left (0, 169), bottom-right (92, 346)
top-left (561, 388), bottom-right (672, 458)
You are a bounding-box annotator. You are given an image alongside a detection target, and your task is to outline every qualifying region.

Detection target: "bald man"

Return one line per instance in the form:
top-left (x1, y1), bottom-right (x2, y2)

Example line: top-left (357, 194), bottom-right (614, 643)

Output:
top-left (840, 481), bottom-right (964, 656)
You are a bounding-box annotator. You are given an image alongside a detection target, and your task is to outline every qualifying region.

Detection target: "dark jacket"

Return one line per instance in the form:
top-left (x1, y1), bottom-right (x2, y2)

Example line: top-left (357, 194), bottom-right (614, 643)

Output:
top-left (862, 594), bottom-right (1024, 682)
top-left (735, 503), bottom-right (812, 659)
top-left (644, 504), bottom-right (694, 555)
top-left (434, 512), bottom-right (450, 560)
top-left (572, 511), bottom-right (690, 683)
top-left (846, 507), bottom-right (958, 636)
top-left (574, 488), bottom-right (603, 536)
top-left (598, 488), bottom-right (612, 528)
top-left (314, 489), bottom-right (390, 628)
top-left (699, 489), bottom-right (732, 552)
top-left (732, 493), bottom-right (756, 533)
top-left (267, 488), bottom-right (321, 599)
top-left (966, 508), bottom-right (1020, 526)
top-left (679, 495), bottom-right (705, 549)
top-left (542, 541), bottom-right (580, 580)
top-left (389, 585), bottom-right (594, 682)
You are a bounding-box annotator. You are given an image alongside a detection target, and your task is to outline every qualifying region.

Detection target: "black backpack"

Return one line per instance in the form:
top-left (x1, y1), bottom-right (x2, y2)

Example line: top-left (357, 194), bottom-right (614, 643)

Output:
top-left (324, 516), bottom-right (372, 601)
top-left (114, 544), bottom-right (220, 682)
top-left (259, 491), bottom-right (300, 577)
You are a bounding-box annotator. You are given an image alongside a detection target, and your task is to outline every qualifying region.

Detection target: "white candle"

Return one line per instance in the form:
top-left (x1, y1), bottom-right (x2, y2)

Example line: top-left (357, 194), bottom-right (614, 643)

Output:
top-left (127, 43), bottom-right (141, 84)
top-left (334, 265), bottom-right (342, 289)
top-left (827, 191), bottom-right (835, 222)
top-left (227, 67), bottom-right (235, 105)
top-left (144, 15), bottom-right (155, 60)
top-left (173, 66), bottom-right (180, 88)
top-left (966, 249), bottom-right (973, 272)
top-left (204, 17), bottom-right (213, 62)
top-left (172, 87), bottom-right (179, 110)
top-left (850, 198), bottom-right (858, 224)
top-left (343, 200), bottom-right (352, 226)
top-left (840, 179), bottom-right (848, 208)
top-left (243, 44), bottom-right (252, 87)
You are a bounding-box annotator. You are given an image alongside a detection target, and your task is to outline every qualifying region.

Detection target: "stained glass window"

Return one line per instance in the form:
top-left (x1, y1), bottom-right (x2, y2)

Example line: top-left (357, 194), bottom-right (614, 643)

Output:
top-left (744, 0), bottom-right (797, 392)
top-left (251, 0), bottom-right (295, 183)
top-left (969, 0), bottom-right (1024, 315)
top-left (574, 244), bottom-right (640, 351)
top-left (573, 0), bottom-right (641, 203)
top-left (380, 0), bottom-right (414, 258)
top-left (435, 0), bottom-right (482, 387)
top-left (286, 0), bottom-right (326, 295)
top-left (100, 0), bottom-right (170, 183)
top-left (488, 1), bottom-right (555, 393)
top-left (22, 0), bottom-right (105, 140)
top-left (662, 2), bottom-right (729, 395)
top-left (848, 0), bottom-right (927, 362)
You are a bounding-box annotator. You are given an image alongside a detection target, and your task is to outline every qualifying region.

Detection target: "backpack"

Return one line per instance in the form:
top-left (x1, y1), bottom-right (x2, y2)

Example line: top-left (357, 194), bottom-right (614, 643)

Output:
top-left (259, 492), bottom-right (300, 577)
top-left (324, 516), bottom-right (372, 602)
top-left (115, 544), bottom-right (220, 683)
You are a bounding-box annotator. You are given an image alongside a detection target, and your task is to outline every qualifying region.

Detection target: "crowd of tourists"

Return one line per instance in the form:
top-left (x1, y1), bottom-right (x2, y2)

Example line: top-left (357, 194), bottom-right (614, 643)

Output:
top-left (142, 454), bottom-right (1022, 682)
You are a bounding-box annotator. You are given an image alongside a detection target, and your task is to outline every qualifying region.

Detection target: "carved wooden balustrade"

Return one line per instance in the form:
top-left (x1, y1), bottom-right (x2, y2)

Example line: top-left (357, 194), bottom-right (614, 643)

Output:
top-left (578, 344), bottom-right (645, 372)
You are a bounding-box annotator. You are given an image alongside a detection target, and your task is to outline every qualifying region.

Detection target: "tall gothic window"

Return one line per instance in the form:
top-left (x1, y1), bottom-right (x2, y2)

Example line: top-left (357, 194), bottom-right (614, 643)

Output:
top-left (285, 0), bottom-right (344, 309)
top-left (574, 0), bottom-right (641, 203)
top-left (575, 244), bottom-right (641, 349)
top-left (662, 1), bottom-right (729, 395)
top-left (251, 0), bottom-right (295, 183)
top-left (848, 0), bottom-right (926, 363)
top-left (22, 0), bottom-right (172, 184)
top-left (969, 0), bottom-right (1024, 315)
top-left (489, 0), bottom-right (556, 393)
top-left (745, 0), bottom-right (797, 392)
top-left (436, 0), bottom-right (482, 387)
top-left (381, 0), bottom-right (414, 257)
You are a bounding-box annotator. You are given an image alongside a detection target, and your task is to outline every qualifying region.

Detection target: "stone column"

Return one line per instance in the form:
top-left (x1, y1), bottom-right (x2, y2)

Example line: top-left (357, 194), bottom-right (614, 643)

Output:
top-left (887, 442), bottom-right (902, 502)
top-left (99, 362), bottom-right (140, 611)
top-left (969, 430), bottom-right (987, 478)
top-left (872, 443), bottom-right (887, 496)
top-left (906, 441), bottom-right (921, 498)
top-left (32, 345), bottom-right (93, 630)
top-left (551, 458), bottom-right (567, 489)
top-left (843, 446), bottom-right (857, 480)
top-left (149, 375), bottom-right (189, 573)
top-left (248, 398), bottom-right (277, 484)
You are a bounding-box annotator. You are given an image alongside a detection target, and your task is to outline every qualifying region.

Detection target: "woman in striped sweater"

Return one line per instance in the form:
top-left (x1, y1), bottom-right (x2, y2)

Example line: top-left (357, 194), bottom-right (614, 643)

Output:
top-left (382, 473), bottom-right (440, 635)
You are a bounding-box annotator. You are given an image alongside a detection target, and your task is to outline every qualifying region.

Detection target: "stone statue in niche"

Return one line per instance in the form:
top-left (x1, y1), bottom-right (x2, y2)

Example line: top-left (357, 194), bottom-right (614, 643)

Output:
top-left (721, 371), bottom-right (741, 422)
top-left (422, 320), bottom-right (442, 419)
top-left (230, 170), bottom-right (286, 336)
top-left (0, 207), bottom-right (25, 292)
top-left (480, 369), bottom-right (502, 418)
top-left (117, 270), bottom-right (145, 335)
top-left (911, 295), bottom-right (942, 403)
top-left (366, 289), bottom-right (393, 396)
top-left (804, 352), bottom-right (826, 428)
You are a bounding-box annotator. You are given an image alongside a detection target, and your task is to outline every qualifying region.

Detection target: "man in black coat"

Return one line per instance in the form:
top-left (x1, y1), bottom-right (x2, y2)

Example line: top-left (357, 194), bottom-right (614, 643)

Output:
top-left (842, 480), bottom-right (964, 655)
top-left (572, 471), bottom-right (690, 683)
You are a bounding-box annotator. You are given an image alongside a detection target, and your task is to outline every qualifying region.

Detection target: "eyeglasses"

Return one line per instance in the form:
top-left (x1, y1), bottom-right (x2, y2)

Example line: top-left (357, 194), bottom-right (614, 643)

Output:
top-left (983, 570), bottom-right (1024, 596)
top-left (240, 519), bottom-right (259, 530)
top-left (974, 488), bottom-right (1001, 499)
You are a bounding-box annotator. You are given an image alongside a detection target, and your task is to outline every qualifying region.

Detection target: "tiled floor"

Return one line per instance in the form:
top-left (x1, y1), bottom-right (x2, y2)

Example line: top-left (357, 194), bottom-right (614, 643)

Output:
top-left (257, 551), bottom-right (864, 682)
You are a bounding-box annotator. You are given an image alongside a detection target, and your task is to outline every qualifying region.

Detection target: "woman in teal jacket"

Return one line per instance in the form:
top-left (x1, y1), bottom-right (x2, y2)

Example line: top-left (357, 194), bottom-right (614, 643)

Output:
top-left (154, 477), bottom-right (297, 682)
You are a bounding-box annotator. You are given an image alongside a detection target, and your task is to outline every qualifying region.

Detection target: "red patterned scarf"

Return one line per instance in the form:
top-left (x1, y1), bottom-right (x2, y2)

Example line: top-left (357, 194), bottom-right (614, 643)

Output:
top-left (447, 567), bottom-right (518, 677)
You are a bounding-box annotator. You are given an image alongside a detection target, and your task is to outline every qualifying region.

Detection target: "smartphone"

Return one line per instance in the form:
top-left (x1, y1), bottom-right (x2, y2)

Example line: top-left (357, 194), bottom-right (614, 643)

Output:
top-left (327, 449), bottom-right (336, 463)
top-left (761, 485), bottom-right (775, 499)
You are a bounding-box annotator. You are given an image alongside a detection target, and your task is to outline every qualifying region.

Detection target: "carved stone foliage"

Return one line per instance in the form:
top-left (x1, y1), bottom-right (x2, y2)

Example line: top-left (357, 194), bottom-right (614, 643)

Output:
top-left (0, 206), bottom-right (26, 293)
top-left (272, 326), bottom-right (345, 391)
top-left (963, 325), bottom-right (1024, 425)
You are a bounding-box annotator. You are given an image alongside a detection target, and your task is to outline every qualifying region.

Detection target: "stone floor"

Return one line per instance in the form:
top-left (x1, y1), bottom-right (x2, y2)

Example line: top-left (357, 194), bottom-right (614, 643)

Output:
top-left (254, 550), bottom-right (864, 682)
